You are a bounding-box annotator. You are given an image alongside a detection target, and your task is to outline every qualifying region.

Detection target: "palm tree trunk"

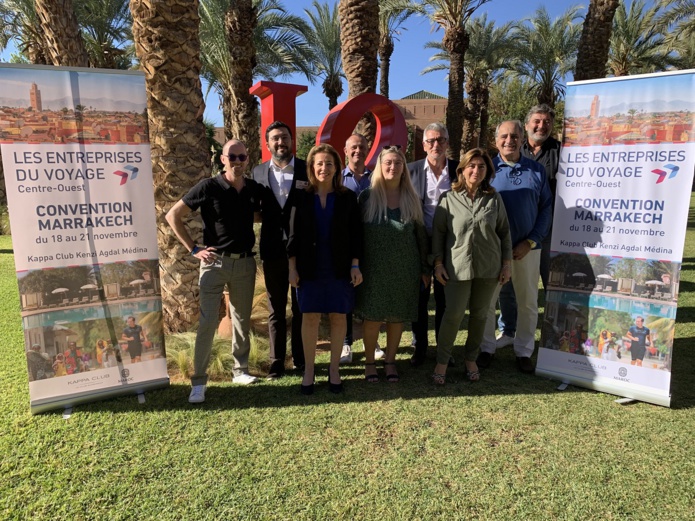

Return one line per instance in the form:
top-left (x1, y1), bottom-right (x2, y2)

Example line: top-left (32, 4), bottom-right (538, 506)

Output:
top-left (575, 0), bottom-right (620, 81)
top-left (444, 25), bottom-right (469, 161)
top-left (130, 0), bottom-right (211, 334)
top-left (378, 34), bottom-right (394, 99)
top-left (339, 0), bottom-right (379, 143)
top-left (462, 77), bottom-right (482, 152)
top-left (33, 0), bottom-right (90, 67)
top-left (222, 91), bottom-right (233, 142)
top-left (323, 77), bottom-right (341, 110)
top-left (225, 0), bottom-right (261, 166)
top-left (478, 87), bottom-right (490, 151)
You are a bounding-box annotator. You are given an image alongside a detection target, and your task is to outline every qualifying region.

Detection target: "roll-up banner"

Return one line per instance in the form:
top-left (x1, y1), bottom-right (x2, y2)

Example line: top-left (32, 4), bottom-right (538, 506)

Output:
top-left (0, 64), bottom-right (168, 413)
top-left (538, 69), bottom-right (695, 407)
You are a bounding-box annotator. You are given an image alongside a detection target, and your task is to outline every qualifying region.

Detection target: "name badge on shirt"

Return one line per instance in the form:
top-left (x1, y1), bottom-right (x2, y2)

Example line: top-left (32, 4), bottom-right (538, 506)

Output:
top-left (295, 180), bottom-right (309, 189)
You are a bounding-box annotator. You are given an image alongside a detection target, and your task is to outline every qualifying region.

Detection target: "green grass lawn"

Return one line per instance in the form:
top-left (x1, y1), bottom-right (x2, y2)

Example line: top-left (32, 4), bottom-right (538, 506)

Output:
top-left (2, 207), bottom-right (695, 520)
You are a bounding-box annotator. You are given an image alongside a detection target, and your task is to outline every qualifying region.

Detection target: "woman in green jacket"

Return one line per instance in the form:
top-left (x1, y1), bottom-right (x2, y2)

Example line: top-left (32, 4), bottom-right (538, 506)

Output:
top-left (431, 148), bottom-right (512, 384)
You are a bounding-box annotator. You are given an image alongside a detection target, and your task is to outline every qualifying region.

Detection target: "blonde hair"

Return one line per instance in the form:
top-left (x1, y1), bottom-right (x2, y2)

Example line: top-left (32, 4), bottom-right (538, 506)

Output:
top-left (363, 146), bottom-right (423, 224)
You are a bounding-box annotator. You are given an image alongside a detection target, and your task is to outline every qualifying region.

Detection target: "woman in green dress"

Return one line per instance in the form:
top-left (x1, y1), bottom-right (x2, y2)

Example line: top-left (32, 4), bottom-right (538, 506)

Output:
top-left (356, 146), bottom-right (429, 382)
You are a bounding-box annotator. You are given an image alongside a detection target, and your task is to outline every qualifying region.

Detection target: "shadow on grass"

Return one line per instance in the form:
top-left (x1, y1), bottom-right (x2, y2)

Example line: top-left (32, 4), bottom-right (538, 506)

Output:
top-left (52, 338), bottom-right (695, 416)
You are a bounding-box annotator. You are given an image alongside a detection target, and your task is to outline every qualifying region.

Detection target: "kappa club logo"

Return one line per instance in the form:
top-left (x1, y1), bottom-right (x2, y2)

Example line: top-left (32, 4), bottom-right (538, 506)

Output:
top-left (113, 165), bottom-right (139, 185)
top-left (618, 367), bottom-right (627, 377)
top-left (120, 368), bottom-right (130, 378)
top-left (651, 164), bottom-right (679, 184)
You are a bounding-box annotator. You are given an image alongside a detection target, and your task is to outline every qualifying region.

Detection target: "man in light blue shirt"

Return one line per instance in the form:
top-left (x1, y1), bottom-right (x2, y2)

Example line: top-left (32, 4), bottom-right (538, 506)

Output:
top-left (478, 120), bottom-right (552, 374)
top-left (339, 133), bottom-right (384, 364)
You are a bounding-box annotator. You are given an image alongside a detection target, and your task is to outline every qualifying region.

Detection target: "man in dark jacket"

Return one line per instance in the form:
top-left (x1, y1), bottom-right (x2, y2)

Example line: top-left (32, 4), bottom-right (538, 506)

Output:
top-left (253, 121), bottom-right (307, 378)
top-left (407, 122), bottom-right (459, 367)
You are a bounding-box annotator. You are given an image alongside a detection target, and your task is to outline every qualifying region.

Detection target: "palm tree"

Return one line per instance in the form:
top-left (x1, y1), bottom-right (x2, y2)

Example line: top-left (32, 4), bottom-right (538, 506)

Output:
top-left (130, 0), bottom-right (211, 334)
top-left (33, 0), bottom-right (89, 66)
top-left (575, 0), bottom-right (620, 81)
top-left (224, 0), bottom-right (259, 164)
top-left (377, 0), bottom-right (425, 99)
top-left (200, 0), bottom-right (314, 152)
top-left (511, 5), bottom-right (581, 108)
top-left (658, 0), bottom-right (695, 40)
top-left (304, 1), bottom-right (343, 109)
top-left (421, 15), bottom-right (516, 152)
top-left (0, 0), bottom-right (49, 63)
top-left (669, 31), bottom-right (695, 69)
top-left (608, 0), bottom-right (674, 76)
top-left (659, 0), bottom-right (695, 69)
top-left (74, 0), bottom-right (133, 69)
top-left (339, 0), bottom-right (380, 140)
top-left (422, 0), bottom-right (491, 160)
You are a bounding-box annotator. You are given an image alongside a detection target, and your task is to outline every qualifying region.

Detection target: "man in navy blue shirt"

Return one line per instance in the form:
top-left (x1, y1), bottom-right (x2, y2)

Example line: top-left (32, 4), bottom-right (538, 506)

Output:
top-left (477, 120), bottom-right (552, 374)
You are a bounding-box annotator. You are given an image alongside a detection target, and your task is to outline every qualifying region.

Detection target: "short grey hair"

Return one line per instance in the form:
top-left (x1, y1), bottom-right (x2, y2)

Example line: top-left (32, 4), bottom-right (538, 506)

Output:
top-left (495, 120), bottom-right (524, 138)
top-left (525, 104), bottom-right (555, 125)
top-left (423, 122), bottom-right (449, 141)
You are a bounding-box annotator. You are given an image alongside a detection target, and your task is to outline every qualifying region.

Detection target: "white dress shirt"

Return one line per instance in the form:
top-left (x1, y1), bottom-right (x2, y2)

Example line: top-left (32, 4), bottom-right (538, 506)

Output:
top-left (268, 157), bottom-right (295, 208)
top-left (423, 162), bottom-right (451, 234)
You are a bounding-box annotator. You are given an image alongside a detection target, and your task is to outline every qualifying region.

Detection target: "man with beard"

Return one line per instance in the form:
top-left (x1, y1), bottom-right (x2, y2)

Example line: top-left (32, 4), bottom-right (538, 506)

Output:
top-left (496, 105), bottom-right (561, 350)
top-left (253, 121), bottom-right (307, 379)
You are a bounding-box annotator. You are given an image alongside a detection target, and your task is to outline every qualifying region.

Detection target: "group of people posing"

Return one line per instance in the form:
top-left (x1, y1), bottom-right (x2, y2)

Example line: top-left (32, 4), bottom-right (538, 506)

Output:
top-left (167, 105), bottom-right (559, 403)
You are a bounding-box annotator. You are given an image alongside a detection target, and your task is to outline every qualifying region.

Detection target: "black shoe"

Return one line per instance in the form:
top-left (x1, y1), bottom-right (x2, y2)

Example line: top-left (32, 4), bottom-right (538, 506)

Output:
top-left (328, 376), bottom-right (344, 394)
top-left (516, 356), bottom-right (534, 374)
top-left (266, 362), bottom-right (285, 380)
top-left (410, 354), bottom-right (426, 367)
top-left (300, 383), bottom-right (314, 395)
top-left (476, 351), bottom-right (494, 369)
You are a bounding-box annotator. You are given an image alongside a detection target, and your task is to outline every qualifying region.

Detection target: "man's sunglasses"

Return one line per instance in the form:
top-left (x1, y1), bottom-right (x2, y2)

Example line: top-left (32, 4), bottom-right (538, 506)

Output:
top-left (227, 153), bottom-right (248, 162)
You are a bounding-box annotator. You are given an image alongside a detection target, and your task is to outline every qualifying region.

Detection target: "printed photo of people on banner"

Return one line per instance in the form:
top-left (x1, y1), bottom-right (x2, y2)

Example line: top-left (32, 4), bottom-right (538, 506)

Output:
top-left (0, 64), bottom-right (168, 413)
top-left (538, 70), bottom-right (695, 406)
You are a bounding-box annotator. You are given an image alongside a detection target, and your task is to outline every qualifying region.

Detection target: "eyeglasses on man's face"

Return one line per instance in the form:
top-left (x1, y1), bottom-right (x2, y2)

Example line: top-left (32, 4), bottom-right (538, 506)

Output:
top-left (227, 153), bottom-right (248, 162)
top-left (423, 137), bottom-right (447, 146)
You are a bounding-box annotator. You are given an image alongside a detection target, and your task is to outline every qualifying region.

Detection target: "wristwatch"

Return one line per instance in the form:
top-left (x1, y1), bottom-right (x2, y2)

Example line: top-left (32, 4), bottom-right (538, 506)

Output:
top-left (191, 245), bottom-right (201, 255)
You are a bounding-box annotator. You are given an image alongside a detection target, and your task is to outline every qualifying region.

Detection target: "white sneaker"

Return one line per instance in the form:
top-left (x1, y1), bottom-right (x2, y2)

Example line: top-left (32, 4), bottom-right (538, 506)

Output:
top-left (340, 344), bottom-right (353, 364)
top-left (233, 373), bottom-right (259, 385)
top-left (189, 384), bottom-right (206, 403)
top-left (496, 333), bottom-right (515, 348)
top-left (374, 344), bottom-right (385, 360)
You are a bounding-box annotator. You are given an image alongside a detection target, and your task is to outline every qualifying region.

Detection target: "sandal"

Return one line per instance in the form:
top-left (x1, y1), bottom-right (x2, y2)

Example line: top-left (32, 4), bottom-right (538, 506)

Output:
top-left (364, 362), bottom-right (379, 383)
top-left (384, 362), bottom-right (400, 383)
top-left (466, 370), bottom-right (480, 382)
top-left (432, 372), bottom-right (446, 385)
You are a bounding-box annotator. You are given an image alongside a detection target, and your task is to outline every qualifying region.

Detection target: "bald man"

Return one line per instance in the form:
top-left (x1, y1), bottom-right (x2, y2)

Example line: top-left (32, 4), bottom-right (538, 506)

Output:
top-left (167, 139), bottom-right (262, 403)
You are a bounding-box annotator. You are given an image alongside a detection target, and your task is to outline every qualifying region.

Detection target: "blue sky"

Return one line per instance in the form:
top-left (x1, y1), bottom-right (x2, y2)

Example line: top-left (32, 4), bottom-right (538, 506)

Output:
top-left (0, 1), bottom-right (612, 126)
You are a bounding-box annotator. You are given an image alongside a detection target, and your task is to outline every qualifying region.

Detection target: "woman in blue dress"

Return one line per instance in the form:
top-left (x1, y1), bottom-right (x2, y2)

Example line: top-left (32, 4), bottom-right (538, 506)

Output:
top-left (287, 144), bottom-right (363, 394)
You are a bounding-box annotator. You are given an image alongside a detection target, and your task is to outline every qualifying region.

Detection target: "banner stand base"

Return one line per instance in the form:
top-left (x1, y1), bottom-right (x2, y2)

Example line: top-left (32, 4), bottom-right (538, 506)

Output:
top-left (138, 393), bottom-right (146, 404)
top-left (556, 381), bottom-right (570, 391)
top-left (62, 407), bottom-right (72, 420)
top-left (615, 397), bottom-right (637, 405)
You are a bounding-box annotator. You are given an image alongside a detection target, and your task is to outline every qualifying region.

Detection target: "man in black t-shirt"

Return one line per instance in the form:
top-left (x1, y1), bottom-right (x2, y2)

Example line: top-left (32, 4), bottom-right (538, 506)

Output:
top-left (122, 316), bottom-right (148, 363)
top-left (166, 139), bottom-right (261, 403)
